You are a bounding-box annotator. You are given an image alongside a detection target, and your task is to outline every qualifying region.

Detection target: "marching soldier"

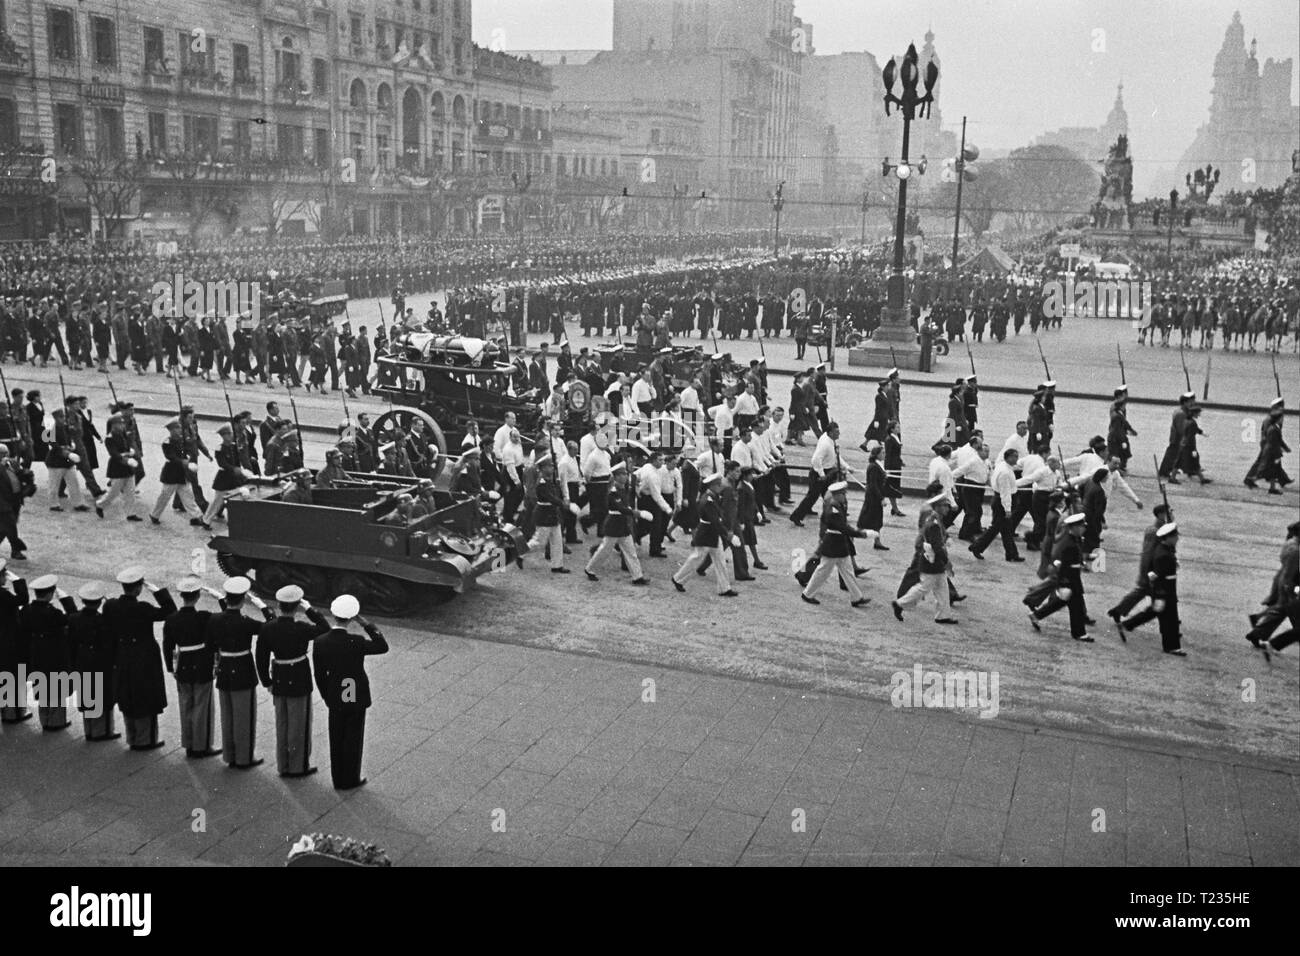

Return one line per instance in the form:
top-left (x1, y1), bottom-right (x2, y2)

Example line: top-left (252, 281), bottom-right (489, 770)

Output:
top-left (0, 557), bottom-right (31, 722)
top-left (1117, 521), bottom-right (1186, 655)
top-left (162, 578), bottom-right (222, 758)
top-left (892, 491), bottom-right (958, 624)
top-left (1107, 385), bottom-right (1137, 475)
top-left (1157, 391), bottom-right (1197, 482)
top-left (313, 594), bottom-right (388, 791)
top-left (95, 412), bottom-right (145, 521)
top-left (105, 567), bottom-right (177, 750)
top-left (800, 481), bottom-right (871, 607)
top-left (862, 378), bottom-right (894, 448)
top-left (69, 581), bottom-right (119, 741)
top-left (256, 584), bottom-right (331, 777)
top-left (1027, 512), bottom-right (1093, 642)
top-left (201, 424), bottom-right (249, 528)
top-left (526, 455), bottom-right (577, 573)
top-left (151, 418), bottom-right (206, 525)
top-left (1027, 383), bottom-right (1053, 456)
top-left (670, 472), bottom-right (737, 597)
top-left (1106, 503), bottom-right (1173, 636)
top-left (20, 574), bottom-right (78, 730)
top-left (1245, 520), bottom-right (1300, 659)
top-left (208, 576), bottom-right (273, 769)
top-left (584, 460), bottom-right (649, 585)
top-left (1244, 397), bottom-right (1291, 494)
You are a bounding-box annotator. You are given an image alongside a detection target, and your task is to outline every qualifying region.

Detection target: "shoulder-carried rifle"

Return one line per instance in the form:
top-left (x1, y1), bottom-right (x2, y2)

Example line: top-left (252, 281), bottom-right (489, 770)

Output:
top-left (1179, 343), bottom-right (1191, 392)
top-left (1116, 343), bottom-right (1125, 386)
top-left (1035, 337), bottom-right (1051, 381)
top-left (1153, 453), bottom-right (1170, 516)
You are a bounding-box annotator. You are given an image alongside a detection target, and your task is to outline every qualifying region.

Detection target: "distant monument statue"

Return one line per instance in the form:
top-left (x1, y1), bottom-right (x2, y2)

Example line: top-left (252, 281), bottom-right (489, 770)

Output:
top-left (1093, 134), bottom-right (1134, 229)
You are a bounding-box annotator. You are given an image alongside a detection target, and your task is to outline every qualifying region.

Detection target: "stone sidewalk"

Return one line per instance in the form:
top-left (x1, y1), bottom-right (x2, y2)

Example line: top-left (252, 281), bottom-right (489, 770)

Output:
top-left (2, 631), bottom-right (1296, 867)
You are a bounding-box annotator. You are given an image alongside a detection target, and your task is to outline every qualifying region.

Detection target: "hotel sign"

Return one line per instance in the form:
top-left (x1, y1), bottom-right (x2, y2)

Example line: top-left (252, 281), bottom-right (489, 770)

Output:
top-left (82, 82), bottom-right (126, 103)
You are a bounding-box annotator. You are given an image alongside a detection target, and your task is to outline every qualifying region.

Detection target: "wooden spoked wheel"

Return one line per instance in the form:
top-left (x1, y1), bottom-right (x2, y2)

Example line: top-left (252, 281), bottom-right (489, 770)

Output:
top-left (372, 406), bottom-right (449, 480)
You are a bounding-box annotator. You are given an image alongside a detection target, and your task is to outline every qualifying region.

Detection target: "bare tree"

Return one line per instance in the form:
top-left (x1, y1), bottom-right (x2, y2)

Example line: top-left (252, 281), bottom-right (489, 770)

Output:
top-left (150, 154), bottom-right (245, 238)
top-left (248, 163), bottom-right (326, 240)
top-left (69, 150), bottom-right (146, 239)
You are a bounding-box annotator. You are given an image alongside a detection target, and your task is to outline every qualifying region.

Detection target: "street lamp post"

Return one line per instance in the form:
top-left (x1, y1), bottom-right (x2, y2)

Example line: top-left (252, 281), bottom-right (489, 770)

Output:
top-left (859, 189), bottom-right (870, 246)
top-left (949, 116), bottom-right (979, 272)
top-left (1166, 188), bottom-right (1178, 260)
top-left (771, 181), bottom-right (785, 258)
top-left (869, 42), bottom-right (939, 370)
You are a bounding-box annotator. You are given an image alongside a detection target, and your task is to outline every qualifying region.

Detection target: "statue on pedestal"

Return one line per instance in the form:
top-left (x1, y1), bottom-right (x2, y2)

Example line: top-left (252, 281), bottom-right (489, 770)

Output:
top-left (1094, 134), bottom-right (1134, 230)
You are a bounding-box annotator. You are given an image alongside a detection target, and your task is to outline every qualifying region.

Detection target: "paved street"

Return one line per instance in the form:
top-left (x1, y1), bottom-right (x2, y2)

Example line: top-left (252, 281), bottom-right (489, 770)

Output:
top-left (1, 309), bottom-right (1297, 867)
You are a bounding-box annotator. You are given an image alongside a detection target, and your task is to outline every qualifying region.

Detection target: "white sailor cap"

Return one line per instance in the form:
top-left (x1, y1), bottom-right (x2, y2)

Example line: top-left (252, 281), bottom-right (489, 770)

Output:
top-left (1180, 391), bottom-right (1196, 401)
top-left (32, 574), bottom-right (58, 591)
top-left (758, 356), bottom-right (766, 364)
top-left (116, 566), bottom-right (145, 585)
top-left (611, 460), bottom-right (627, 473)
top-left (176, 577), bottom-right (203, 594)
top-left (275, 585), bottom-right (304, 603)
top-left (78, 581), bottom-right (105, 602)
top-left (703, 472), bottom-right (723, 485)
top-left (223, 576), bottom-right (252, 596)
top-left (659, 346), bottom-right (673, 354)
top-left (827, 481), bottom-right (849, 493)
top-left (816, 363), bottom-right (827, 370)
top-left (330, 594), bottom-right (360, 620)
top-left (1270, 396), bottom-right (1284, 409)
top-left (1041, 380), bottom-right (1057, 389)
top-left (925, 492), bottom-right (949, 506)
top-left (1156, 521), bottom-right (1178, 538)
top-left (1064, 513), bottom-right (1086, 526)
top-left (1114, 384), bottom-right (1128, 393)
top-left (887, 367), bottom-right (899, 377)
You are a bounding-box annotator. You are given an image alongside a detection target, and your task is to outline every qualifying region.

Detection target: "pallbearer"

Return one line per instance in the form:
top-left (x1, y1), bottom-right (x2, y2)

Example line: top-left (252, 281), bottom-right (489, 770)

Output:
top-left (20, 574), bottom-right (78, 730)
top-left (105, 566), bottom-right (177, 750)
top-left (208, 576), bottom-right (272, 769)
top-left (162, 578), bottom-right (221, 758)
top-left (69, 581), bottom-right (120, 741)
top-left (313, 594), bottom-right (389, 791)
top-left (255, 585), bottom-right (330, 777)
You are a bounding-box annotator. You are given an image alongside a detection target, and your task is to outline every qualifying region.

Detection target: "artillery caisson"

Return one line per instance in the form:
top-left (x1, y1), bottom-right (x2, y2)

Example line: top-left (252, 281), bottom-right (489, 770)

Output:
top-left (371, 332), bottom-right (543, 478)
top-left (208, 474), bottom-right (528, 616)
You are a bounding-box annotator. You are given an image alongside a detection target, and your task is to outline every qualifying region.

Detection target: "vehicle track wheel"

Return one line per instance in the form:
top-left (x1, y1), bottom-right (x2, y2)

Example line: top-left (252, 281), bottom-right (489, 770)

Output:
top-left (362, 574), bottom-right (413, 617)
top-left (372, 407), bottom-right (449, 481)
top-left (216, 551), bottom-right (249, 578)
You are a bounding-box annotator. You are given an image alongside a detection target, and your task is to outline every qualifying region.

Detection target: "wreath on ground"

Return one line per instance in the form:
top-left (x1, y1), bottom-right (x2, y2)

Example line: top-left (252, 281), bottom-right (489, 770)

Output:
top-left (286, 833), bottom-right (393, 867)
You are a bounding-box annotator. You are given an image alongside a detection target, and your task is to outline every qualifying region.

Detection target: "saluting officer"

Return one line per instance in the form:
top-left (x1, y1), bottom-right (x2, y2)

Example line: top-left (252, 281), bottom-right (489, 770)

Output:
top-left (0, 557), bottom-right (32, 723)
top-left (69, 581), bottom-right (120, 741)
top-left (208, 576), bottom-right (273, 769)
top-left (162, 578), bottom-right (222, 758)
top-left (313, 594), bottom-right (388, 791)
top-left (20, 574), bottom-right (79, 730)
top-left (105, 566), bottom-right (177, 750)
top-left (255, 585), bottom-right (331, 778)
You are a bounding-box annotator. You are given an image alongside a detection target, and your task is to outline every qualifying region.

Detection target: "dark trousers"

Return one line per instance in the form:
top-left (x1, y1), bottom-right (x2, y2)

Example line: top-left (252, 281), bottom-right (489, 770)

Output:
top-left (1247, 600), bottom-right (1299, 647)
top-left (584, 478), bottom-right (609, 533)
top-left (501, 477), bottom-right (523, 523)
top-left (564, 481), bottom-right (582, 542)
top-left (328, 708), bottom-right (366, 789)
top-left (1032, 587), bottom-right (1088, 638)
top-left (1157, 442), bottom-right (1180, 477)
top-left (957, 486), bottom-right (984, 540)
top-left (1009, 489), bottom-right (1032, 535)
top-left (1122, 595), bottom-right (1181, 651)
top-left (700, 542), bottom-right (748, 579)
top-left (0, 511), bottom-right (25, 555)
top-left (791, 472), bottom-right (829, 522)
top-left (1026, 491), bottom-right (1050, 547)
top-left (175, 467), bottom-right (209, 510)
top-left (772, 465), bottom-right (791, 502)
top-left (1108, 586), bottom-right (1149, 619)
top-left (971, 498), bottom-right (1021, 559)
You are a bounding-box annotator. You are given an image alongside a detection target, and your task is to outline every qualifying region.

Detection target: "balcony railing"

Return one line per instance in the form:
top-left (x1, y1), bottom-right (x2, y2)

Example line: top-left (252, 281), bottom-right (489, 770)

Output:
top-left (0, 30), bottom-right (27, 71)
top-left (274, 78), bottom-right (314, 103)
top-left (232, 74), bottom-right (258, 97)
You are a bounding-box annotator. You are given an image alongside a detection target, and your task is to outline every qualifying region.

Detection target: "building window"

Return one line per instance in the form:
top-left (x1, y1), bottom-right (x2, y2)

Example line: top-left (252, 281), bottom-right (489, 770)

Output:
top-left (314, 128), bottom-right (329, 165)
top-left (54, 104), bottom-right (80, 155)
top-left (375, 24), bottom-right (387, 55)
top-left (234, 120), bottom-right (251, 159)
top-left (0, 99), bottom-right (17, 146)
top-left (350, 130), bottom-right (364, 166)
top-left (278, 46), bottom-right (301, 85)
top-left (91, 16), bottom-right (116, 66)
top-left (312, 58), bottom-right (327, 95)
top-left (233, 43), bottom-right (251, 83)
top-left (277, 123), bottom-right (304, 161)
top-left (376, 133), bottom-right (391, 168)
top-left (650, 128), bottom-right (661, 145)
top-left (95, 107), bottom-right (124, 157)
top-left (143, 27), bottom-right (166, 74)
top-left (182, 114), bottom-right (218, 156)
top-left (179, 31), bottom-right (216, 77)
top-left (350, 15), bottom-right (363, 51)
top-left (147, 112), bottom-right (166, 154)
top-left (377, 84), bottom-right (392, 110)
top-left (48, 8), bottom-right (76, 61)
top-left (349, 79), bottom-right (366, 109)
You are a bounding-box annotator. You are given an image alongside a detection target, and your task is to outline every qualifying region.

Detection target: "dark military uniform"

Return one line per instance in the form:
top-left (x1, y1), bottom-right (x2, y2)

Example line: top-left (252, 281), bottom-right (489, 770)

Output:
top-left (163, 602), bottom-right (219, 755)
top-left (105, 587), bottom-right (177, 747)
top-left (19, 592), bottom-right (78, 729)
top-left (313, 620), bottom-right (388, 790)
top-left (208, 602), bottom-right (272, 767)
top-left (255, 606), bottom-right (330, 775)
top-left (0, 573), bottom-right (31, 722)
top-left (69, 599), bottom-right (118, 740)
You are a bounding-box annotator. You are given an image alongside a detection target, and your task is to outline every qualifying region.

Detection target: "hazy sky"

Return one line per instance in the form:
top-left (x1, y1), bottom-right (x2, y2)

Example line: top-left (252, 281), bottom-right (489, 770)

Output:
top-left (472, 0), bottom-right (1300, 190)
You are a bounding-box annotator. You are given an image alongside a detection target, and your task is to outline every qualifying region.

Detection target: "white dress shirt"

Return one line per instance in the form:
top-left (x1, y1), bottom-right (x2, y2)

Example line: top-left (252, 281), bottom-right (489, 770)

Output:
top-left (631, 378), bottom-right (656, 410)
top-left (1001, 431), bottom-right (1029, 461)
top-left (990, 459), bottom-right (1018, 512)
top-left (582, 446), bottom-right (611, 481)
top-left (729, 437), bottom-right (754, 469)
top-left (928, 457), bottom-right (956, 505)
top-left (492, 423), bottom-right (513, 458)
top-left (679, 385), bottom-right (701, 411)
top-left (635, 462), bottom-right (672, 513)
top-left (498, 441), bottom-right (525, 482)
top-left (1064, 451), bottom-right (1106, 482)
top-left (660, 464), bottom-right (681, 502)
top-left (710, 404), bottom-right (734, 440)
top-left (951, 447), bottom-right (990, 490)
top-left (733, 392), bottom-right (760, 418)
top-left (1020, 455), bottom-right (1060, 492)
top-left (695, 448), bottom-right (724, 479)
top-left (809, 432), bottom-right (838, 476)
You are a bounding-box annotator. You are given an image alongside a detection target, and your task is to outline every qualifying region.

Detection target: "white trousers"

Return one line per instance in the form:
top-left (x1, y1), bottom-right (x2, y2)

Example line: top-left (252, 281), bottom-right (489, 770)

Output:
top-left (898, 571), bottom-right (947, 619)
top-left (97, 476), bottom-right (141, 516)
top-left (528, 523), bottom-right (564, 569)
top-left (152, 482), bottom-right (200, 519)
top-left (47, 467), bottom-right (83, 507)
top-left (673, 545), bottom-right (731, 594)
top-left (586, 535), bottom-right (643, 579)
top-left (202, 489), bottom-right (232, 524)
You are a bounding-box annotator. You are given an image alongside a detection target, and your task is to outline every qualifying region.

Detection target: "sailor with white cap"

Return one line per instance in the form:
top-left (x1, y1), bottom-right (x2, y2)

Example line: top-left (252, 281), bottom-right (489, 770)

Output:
top-left (255, 584), bottom-right (331, 777)
top-left (0, 556), bottom-right (32, 723)
top-left (312, 594), bottom-right (389, 790)
top-left (103, 566), bottom-right (177, 749)
top-left (1107, 385), bottom-right (1137, 474)
top-left (202, 423), bottom-right (251, 526)
top-left (892, 491), bottom-right (959, 624)
top-left (162, 576), bottom-right (223, 758)
top-left (670, 472), bottom-right (737, 597)
top-left (1244, 395), bottom-right (1292, 493)
top-left (1026, 512), bottom-right (1094, 642)
top-left (207, 576), bottom-right (273, 769)
top-left (1117, 522), bottom-right (1186, 655)
top-left (584, 457), bottom-right (649, 585)
top-left (801, 481), bottom-right (871, 607)
top-left (94, 412), bottom-right (145, 521)
top-left (68, 581), bottom-right (120, 742)
top-left (1157, 391), bottom-right (1198, 482)
top-left (20, 574), bottom-right (78, 730)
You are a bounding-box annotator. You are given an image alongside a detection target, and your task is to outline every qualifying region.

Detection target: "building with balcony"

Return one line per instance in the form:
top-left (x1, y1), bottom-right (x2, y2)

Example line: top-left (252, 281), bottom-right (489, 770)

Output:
top-left (549, 105), bottom-right (625, 232)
